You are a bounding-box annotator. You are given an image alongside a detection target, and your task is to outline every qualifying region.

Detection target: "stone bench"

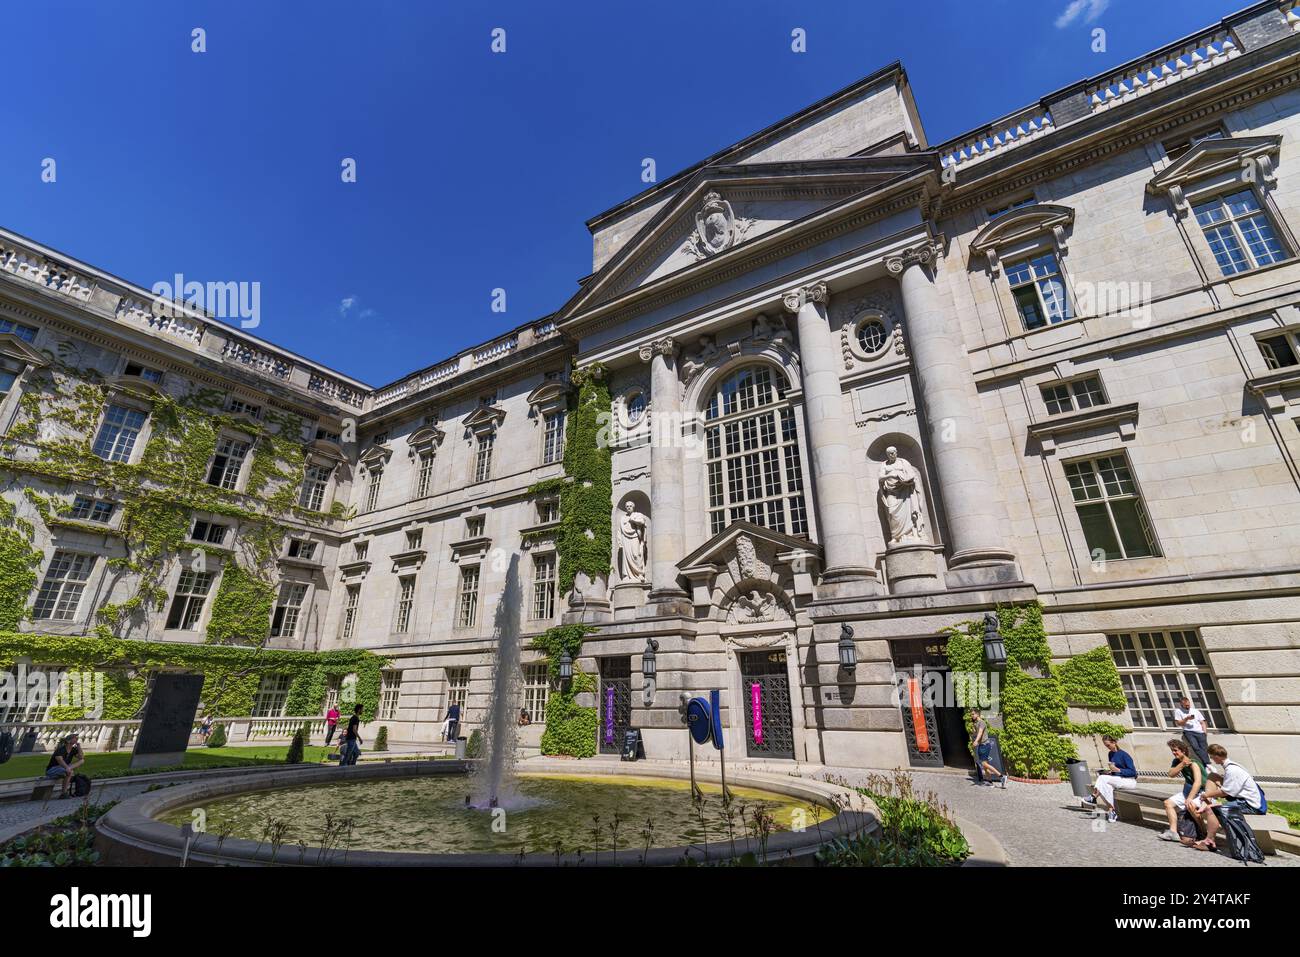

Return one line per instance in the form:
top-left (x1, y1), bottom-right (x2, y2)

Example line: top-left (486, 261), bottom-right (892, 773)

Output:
top-left (1112, 787), bottom-right (1286, 854)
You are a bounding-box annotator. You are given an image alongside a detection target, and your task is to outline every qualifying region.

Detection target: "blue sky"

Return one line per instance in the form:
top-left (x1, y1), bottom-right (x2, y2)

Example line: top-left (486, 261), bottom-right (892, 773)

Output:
top-left (2, 0), bottom-right (1242, 386)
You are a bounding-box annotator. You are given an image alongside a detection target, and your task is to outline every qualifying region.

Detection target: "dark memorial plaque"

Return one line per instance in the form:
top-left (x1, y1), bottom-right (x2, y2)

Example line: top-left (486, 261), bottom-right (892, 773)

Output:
top-left (129, 673), bottom-right (205, 769)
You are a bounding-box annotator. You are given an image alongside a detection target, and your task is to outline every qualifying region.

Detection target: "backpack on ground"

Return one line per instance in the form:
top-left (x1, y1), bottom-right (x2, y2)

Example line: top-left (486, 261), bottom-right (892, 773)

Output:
top-left (70, 773), bottom-right (92, 798)
top-left (1176, 809), bottom-right (1203, 841)
top-left (1212, 803), bottom-right (1264, 864)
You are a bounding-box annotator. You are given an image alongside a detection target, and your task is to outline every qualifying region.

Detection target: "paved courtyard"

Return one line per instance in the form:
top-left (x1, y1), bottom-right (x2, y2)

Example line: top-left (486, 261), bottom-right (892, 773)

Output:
top-left (818, 766), bottom-right (1300, 868)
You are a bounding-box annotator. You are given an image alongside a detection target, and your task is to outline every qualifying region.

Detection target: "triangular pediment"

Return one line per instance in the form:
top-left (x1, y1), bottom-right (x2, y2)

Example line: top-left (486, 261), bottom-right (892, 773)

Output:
top-left (970, 204), bottom-right (1074, 255)
top-left (562, 155), bottom-right (935, 320)
top-left (462, 404), bottom-right (506, 433)
top-left (525, 380), bottom-right (572, 412)
top-left (0, 333), bottom-right (49, 366)
top-left (1148, 135), bottom-right (1282, 195)
top-left (678, 520), bottom-right (819, 572)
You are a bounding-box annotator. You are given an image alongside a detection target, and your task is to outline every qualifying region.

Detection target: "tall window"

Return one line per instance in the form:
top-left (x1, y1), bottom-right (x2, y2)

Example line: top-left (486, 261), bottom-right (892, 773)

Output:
top-left (542, 411), bottom-right (565, 464)
top-left (0, 355), bottom-right (24, 402)
top-left (165, 569), bottom-right (214, 630)
top-left (522, 663), bottom-right (549, 724)
top-left (32, 551), bottom-right (94, 621)
top-left (364, 468), bottom-right (383, 512)
top-left (379, 671), bottom-right (402, 720)
top-left (1007, 253), bottom-right (1072, 330)
top-left (474, 433), bottom-right (494, 483)
top-left (92, 404), bottom-right (147, 462)
top-left (252, 674), bottom-right (291, 717)
top-left (531, 554), bottom-right (556, 620)
top-left (270, 582), bottom-right (308, 639)
top-left (1107, 631), bottom-right (1228, 731)
top-left (340, 584), bottom-right (361, 640)
top-left (415, 450), bottom-right (435, 498)
top-left (299, 464), bottom-right (331, 511)
top-left (1193, 189), bottom-right (1287, 276)
top-left (1064, 454), bottom-right (1159, 560)
top-left (69, 496), bottom-right (114, 523)
top-left (446, 667), bottom-right (470, 712)
top-left (394, 576), bottom-right (415, 633)
top-left (207, 436), bottom-right (250, 490)
top-left (457, 566), bottom-right (480, 628)
top-left (1041, 376), bottom-right (1106, 415)
top-left (704, 364), bottom-right (808, 536)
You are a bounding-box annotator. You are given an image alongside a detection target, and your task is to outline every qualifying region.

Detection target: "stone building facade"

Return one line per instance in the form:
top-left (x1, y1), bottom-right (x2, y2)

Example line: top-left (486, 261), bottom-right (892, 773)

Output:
top-left (3, 1), bottom-right (1300, 775)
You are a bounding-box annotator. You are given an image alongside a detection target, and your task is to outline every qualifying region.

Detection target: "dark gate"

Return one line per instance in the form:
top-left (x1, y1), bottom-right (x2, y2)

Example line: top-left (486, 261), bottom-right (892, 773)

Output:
top-left (891, 637), bottom-right (974, 770)
top-left (598, 656), bottom-right (632, 755)
top-left (738, 650), bottom-right (795, 759)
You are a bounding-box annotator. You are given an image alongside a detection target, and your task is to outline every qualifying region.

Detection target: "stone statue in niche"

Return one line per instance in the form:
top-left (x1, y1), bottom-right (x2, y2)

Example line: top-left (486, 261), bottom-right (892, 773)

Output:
top-left (616, 500), bottom-right (649, 583)
top-left (878, 446), bottom-right (928, 545)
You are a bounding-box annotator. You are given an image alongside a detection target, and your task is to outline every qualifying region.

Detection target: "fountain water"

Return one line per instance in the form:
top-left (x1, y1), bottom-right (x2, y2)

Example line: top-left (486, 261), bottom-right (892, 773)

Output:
top-left (472, 554), bottom-right (525, 808)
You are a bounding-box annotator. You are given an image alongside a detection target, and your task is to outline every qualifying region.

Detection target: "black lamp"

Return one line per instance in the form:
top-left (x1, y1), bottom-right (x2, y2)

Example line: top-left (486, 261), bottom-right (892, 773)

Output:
top-left (837, 623), bottom-right (857, 671)
top-left (558, 649), bottom-right (573, 684)
top-left (642, 638), bottom-right (658, 680)
top-left (982, 612), bottom-right (1007, 670)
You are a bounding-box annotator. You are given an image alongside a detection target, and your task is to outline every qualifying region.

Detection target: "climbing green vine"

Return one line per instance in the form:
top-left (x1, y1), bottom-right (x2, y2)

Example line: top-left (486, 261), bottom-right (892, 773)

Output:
top-left (531, 622), bottom-right (599, 758)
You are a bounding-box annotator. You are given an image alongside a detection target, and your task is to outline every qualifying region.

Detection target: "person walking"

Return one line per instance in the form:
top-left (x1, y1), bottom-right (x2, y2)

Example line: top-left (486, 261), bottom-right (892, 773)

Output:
top-left (969, 709), bottom-right (1007, 788)
top-left (1159, 738), bottom-right (1206, 842)
top-left (324, 704), bottom-right (341, 746)
top-left (1173, 696), bottom-right (1210, 766)
top-left (339, 704), bottom-right (363, 766)
top-left (445, 701), bottom-right (461, 743)
top-left (1087, 734), bottom-right (1138, 822)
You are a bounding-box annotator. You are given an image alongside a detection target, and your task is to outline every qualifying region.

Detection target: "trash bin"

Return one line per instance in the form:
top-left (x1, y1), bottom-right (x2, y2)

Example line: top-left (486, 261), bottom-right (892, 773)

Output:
top-left (454, 736), bottom-right (467, 760)
top-left (1066, 758), bottom-right (1091, 799)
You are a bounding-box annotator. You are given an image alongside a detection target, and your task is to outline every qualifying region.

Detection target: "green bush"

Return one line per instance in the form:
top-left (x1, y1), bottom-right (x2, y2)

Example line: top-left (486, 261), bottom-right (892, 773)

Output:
top-left (816, 771), bottom-right (969, 867)
top-left (374, 726), bottom-right (389, 752)
top-left (285, 728), bottom-right (305, 764)
top-left (206, 724), bottom-right (227, 748)
top-left (466, 729), bottom-right (484, 758)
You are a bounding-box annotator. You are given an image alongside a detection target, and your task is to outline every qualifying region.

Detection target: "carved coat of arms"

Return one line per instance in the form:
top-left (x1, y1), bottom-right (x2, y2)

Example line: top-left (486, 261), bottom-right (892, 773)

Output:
top-left (681, 192), bottom-right (754, 260)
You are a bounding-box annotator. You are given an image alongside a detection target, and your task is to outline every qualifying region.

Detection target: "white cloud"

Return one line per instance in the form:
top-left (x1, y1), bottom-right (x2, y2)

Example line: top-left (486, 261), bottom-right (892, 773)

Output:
top-left (1056, 0), bottom-right (1109, 28)
top-left (338, 296), bottom-right (357, 317)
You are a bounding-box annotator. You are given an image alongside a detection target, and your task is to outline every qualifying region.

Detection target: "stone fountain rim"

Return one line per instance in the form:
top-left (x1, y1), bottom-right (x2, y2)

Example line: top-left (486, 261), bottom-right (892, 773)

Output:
top-left (94, 758), bottom-right (879, 867)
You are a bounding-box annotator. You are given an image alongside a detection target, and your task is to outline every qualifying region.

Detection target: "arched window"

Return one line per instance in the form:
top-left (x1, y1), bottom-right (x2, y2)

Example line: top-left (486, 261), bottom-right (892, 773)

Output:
top-left (704, 364), bottom-right (808, 537)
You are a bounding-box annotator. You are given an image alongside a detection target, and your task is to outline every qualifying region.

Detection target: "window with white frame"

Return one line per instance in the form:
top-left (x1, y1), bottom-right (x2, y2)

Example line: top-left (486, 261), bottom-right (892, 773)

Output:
top-left (299, 463), bottom-right (331, 511)
top-left (404, 528), bottom-right (423, 551)
top-left (379, 670), bottom-right (402, 720)
top-left (0, 319), bottom-right (38, 342)
top-left (353, 540), bottom-right (369, 561)
top-left (32, 551), bottom-right (94, 621)
top-left (252, 674), bottom-right (292, 717)
top-left (340, 584), bottom-right (361, 640)
top-left (364, 467), bottom-right (383, 512)
top-left (286, 538), bottom-right (316, 560)
top-left (0, 355), bottom-right (24, 403)
top-left (415, 449), bottom-right (435, 498)
top-left (165, 569), bottom-right (214, 630)
top-left (522, 663), bottom-right (549, 724)
top-left (190, 519), bottom-right (229, 546)
top-left (122, 361), bottom-right (164, 384)
top-left (92, 404), bottom-right (147, 462)
top-left (1107, 631), bottom-right (1228, 731)
top-left (538, 500), bottom-right (559, 524)
top-left (394, 576), bottom-right (416, 633)
top-left (316, 427), bottom-right (341, 444)
top-left (474, 432), bottom-right (494, 483)
top-left (206, 436), bottom-right (250, 490)
top-left (1256, 328), bottom-right (1300, 370)
top-left (1006, 253), bottom-right (1073, 330)
top-left (324, 676), bottom-right (341, 713)
top-left (457, 565), bottom-right (480, 628)
top-left (465, 515), bottom-right (485, 538)
top-left (226, 398), bottom-right (262, 420)
top-left (542, 411), bottom-right (566, 464)
top-left (1063, 453), bottom-right (1160, 561)
top-left (1041, 376), bottom-right (1106, 415)
top-left (0, 666), bottom-right (58, 723)
top-left (69, 495), bottom-right (114, 523)
top-left (531, 553), bottom-right (556, 621)
top-left (446, 667), bottom-right (470, 712)
top-left (1192, 189), bottom-right (1288, 276)
top-left (704, 364), bottom-right (808, 537)
top-left (270, 582), bottom-right (308, 639)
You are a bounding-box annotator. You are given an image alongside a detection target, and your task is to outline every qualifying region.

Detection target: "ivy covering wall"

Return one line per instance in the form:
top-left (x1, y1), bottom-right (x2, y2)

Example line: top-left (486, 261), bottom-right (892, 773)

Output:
top-left (944, 602), bottom-right (1126, 779)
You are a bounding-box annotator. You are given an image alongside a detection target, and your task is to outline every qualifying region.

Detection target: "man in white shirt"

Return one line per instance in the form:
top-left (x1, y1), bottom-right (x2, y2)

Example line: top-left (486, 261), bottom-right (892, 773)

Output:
top-left (1197, 744), bottom-right (1266, 852)
top-left (1172, 696), bottom-right (1210, 765)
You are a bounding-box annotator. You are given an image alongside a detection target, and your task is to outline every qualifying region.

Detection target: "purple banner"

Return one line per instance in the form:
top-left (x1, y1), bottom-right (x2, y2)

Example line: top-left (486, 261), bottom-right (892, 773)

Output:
top-left (604, 685), bottom-right (616, 744)
top-left (750, 682), bottom-right (763, 746)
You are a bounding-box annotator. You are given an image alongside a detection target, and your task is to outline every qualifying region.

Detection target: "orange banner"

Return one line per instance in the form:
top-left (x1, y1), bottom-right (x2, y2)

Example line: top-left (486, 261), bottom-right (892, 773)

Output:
top-left (907, 677), bottom-right (930, 753)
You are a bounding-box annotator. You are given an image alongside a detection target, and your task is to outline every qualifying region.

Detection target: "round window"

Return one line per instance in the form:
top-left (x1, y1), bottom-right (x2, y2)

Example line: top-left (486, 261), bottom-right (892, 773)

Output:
top-left (857, 319), bottom-right (888, 354)
top-left (624, 391), bottom-right (647, 426)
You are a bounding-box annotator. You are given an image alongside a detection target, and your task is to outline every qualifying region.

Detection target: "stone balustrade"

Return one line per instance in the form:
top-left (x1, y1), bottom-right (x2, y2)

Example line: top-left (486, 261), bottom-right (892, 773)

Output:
top-left (0, 715), bottom-right (329, 753)
top-left (307, 372), bottom-right (365, 409)
top-left (1285, 0), bottom-right (1300, 31)
top-left (940, 106), bottom-right (1055, 171)
top-left (219, 337), bottom-right (294, 380)
top-left (1084, 30), bottom-right (1238, 113)
top-left (473, 335), bottom-right (518, 365)
top-left (0, 239), bottom-right (94, 303)
top-left (115, 296), bottom-right (206, 345)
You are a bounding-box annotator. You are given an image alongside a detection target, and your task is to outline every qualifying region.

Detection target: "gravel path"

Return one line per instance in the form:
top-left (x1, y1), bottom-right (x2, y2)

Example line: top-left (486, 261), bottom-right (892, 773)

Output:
top-left (817, 766), bottom-right (1299, 867)
top-left (0, 776), bottom-right (162, 845)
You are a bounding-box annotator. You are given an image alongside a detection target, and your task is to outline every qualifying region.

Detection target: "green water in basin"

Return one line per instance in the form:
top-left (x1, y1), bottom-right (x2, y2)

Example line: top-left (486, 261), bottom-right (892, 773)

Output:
top-left (159, 772), bottom-right (828, 856)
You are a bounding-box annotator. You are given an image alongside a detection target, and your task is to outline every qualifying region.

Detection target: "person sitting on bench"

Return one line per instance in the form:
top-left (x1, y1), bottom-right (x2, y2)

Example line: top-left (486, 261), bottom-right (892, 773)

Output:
top-left (1194, 744), bottom-right (1265, 852)
top-left (1159, 738), bottom-right (1205, 842)
top-left (1087, 735), bottom-right (1137, 822)
top-left (44, 733), bottom-right (84, 799)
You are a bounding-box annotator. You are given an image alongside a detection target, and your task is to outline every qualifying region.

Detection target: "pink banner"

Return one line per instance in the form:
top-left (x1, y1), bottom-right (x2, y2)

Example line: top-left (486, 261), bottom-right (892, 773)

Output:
top-left (750, 682), bottom-right (763, 745)
top-left (604, 685), bottom-right (616, 744)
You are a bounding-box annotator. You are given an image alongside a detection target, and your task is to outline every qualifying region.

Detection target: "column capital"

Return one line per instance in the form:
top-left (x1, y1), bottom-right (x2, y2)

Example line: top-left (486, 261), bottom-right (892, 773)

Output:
top-left (637, 336), bottom-right (677, 363)
top-left (780, 281), bottom-right (828, 314)
top-left (884, 241), bottom-right (942, 276)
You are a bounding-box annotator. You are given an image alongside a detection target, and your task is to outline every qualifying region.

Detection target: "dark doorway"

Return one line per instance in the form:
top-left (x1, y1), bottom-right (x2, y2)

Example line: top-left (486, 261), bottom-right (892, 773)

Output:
top-left (598, 656), bottom-right (632, 755)
top-left (738, 650), bottom-right (796, 759)
top-left (891, 637), bottom-right (974, 770)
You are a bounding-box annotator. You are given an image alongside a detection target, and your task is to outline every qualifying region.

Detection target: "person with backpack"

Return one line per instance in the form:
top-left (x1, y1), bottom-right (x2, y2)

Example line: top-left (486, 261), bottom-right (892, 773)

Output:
top-left (1195, 744), bottom-right (1266, 853)
top-left (45, 733), bottom-right (84, 799)
top-left (1159, 738), bottom-right (1206, 842)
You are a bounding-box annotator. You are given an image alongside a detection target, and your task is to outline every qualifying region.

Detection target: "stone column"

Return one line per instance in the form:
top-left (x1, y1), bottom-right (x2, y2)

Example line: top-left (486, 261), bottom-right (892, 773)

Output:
top-left (782, 282), bottom-right (879, 597)
top-left (887, 242), bottom-right (1019, 586)
top-left (638, 337), bottom-right (692, 613)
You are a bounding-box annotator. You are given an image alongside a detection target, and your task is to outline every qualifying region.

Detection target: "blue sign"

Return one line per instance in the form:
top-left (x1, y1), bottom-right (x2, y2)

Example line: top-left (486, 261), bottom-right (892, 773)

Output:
top-left (710, 688), bottom-right (724, 750)
top-left (686, 697), bottom-right (712, 745)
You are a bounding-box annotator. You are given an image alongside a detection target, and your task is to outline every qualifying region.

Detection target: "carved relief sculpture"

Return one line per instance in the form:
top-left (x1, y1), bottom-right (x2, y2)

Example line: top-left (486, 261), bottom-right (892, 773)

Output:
top-left (680, 192), bottom-right (755, 261)
top-left (681, 334), bottom-right (720, 381)
top-left (617, 500), bottom-right (649, 582)
top-left (878, 446), bottom-right (928, 545)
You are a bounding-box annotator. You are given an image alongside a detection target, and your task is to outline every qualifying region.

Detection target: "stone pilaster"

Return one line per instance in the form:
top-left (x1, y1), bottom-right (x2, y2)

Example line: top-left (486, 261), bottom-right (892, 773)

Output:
top-left (638, 336), bottom-right (692, 614)
top-left (782, 281), bottom-right (880, 598)
top-left (886, 243), bottom-right (1021, 587)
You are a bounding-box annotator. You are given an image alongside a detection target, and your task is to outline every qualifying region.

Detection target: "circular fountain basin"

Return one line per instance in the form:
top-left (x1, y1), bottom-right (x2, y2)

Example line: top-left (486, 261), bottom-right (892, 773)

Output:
top-left (95, 759), bottom-right (878, 866)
